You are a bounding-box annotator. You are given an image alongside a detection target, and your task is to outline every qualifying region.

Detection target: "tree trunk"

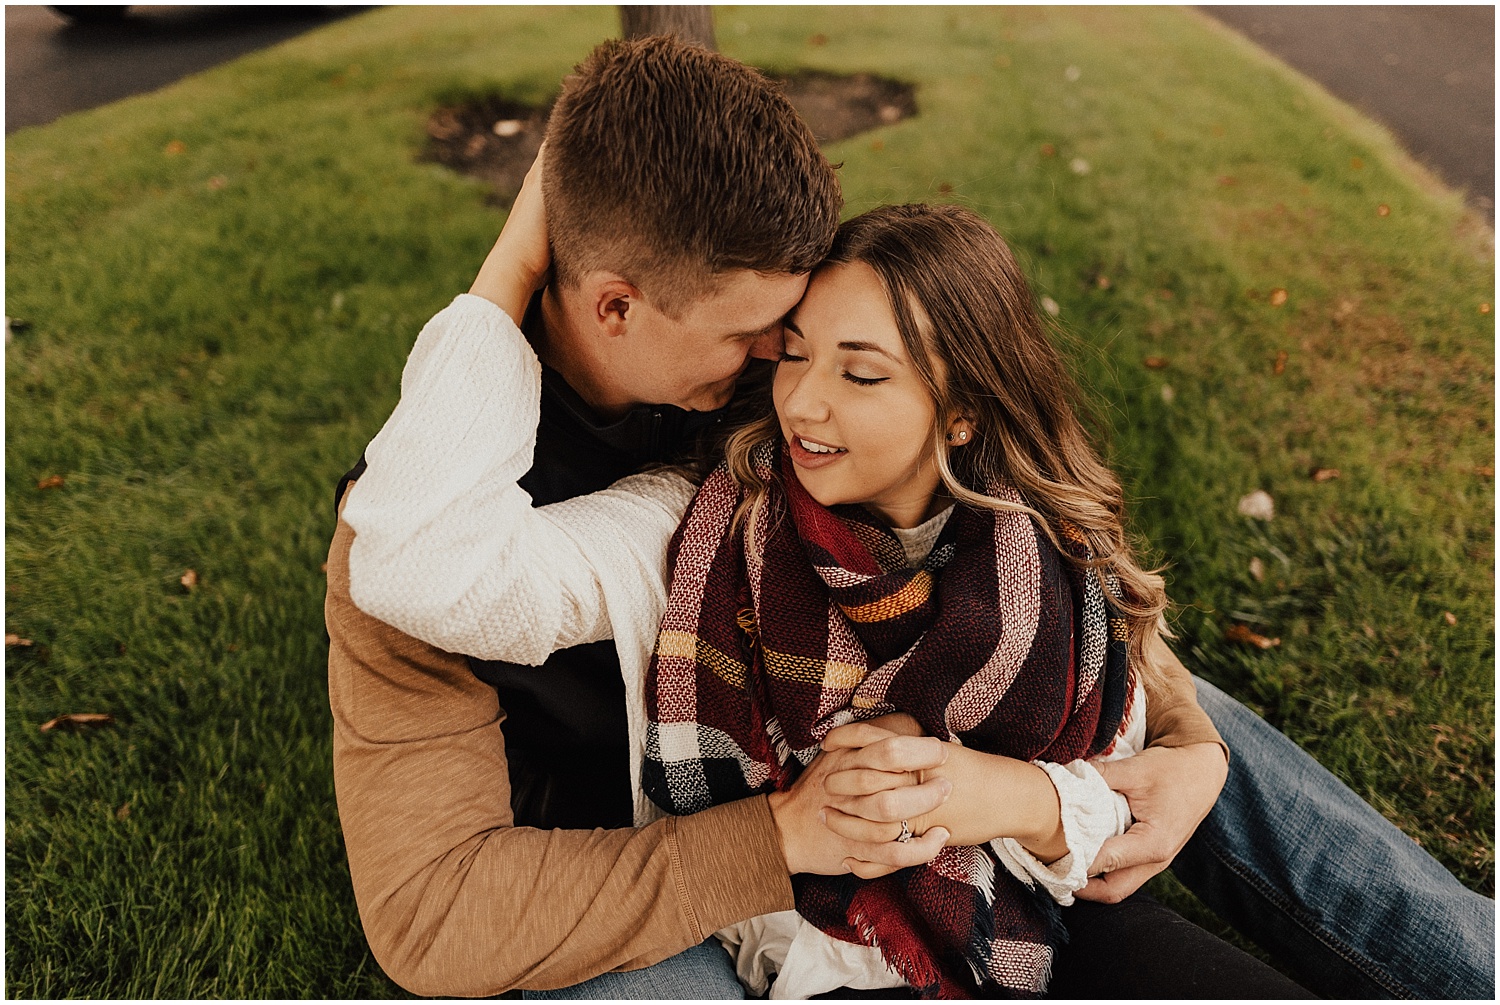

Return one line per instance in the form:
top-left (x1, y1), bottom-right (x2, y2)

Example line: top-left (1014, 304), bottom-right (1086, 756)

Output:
top-left (619, 5), bottom-right (716, 51)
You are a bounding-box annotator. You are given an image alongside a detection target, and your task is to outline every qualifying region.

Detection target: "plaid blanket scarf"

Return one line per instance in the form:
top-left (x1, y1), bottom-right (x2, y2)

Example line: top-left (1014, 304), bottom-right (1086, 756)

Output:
top-left (643, 443), bottom-right (1131, 998)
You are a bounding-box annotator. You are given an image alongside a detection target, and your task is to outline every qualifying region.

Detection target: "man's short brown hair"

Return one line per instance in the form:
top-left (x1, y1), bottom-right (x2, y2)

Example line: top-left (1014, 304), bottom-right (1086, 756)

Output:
top-left (543, 36), bottom-right (842, 316)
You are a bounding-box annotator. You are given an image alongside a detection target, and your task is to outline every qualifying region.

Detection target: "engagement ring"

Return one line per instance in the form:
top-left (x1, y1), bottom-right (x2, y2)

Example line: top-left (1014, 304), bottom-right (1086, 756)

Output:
top-left (895, 819), bottom-right (914, 843)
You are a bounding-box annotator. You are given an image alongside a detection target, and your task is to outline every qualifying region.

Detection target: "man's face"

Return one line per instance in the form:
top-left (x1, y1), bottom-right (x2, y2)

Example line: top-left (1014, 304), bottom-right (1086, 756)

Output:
top-left (623, 270), bottom-right (810, 412)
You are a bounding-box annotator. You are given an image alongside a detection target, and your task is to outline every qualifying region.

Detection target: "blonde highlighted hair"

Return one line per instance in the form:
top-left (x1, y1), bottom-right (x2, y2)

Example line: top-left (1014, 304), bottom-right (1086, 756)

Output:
top-left (724, 204), bottom-right (1172, 678)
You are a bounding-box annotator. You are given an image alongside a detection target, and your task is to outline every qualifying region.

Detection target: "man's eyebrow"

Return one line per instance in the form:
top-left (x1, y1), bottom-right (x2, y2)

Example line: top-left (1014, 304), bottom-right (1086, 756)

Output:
top-left (726, 318), bottom-right (783, 341)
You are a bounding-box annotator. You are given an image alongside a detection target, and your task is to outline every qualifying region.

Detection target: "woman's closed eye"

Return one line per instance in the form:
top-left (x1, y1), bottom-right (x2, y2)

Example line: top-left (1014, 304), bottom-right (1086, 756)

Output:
top-left (842, 371), bottom-right (888, 386)
top-left (778, 350), bottom-right (807, 364)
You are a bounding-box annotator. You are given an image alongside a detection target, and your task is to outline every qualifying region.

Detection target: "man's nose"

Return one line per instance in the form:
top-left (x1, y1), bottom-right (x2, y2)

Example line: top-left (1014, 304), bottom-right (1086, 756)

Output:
top-left (747, 328), bottom-right (783, 362)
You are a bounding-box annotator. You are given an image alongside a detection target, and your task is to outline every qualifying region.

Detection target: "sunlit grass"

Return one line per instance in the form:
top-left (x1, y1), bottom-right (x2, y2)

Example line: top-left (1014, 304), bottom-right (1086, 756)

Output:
top-left (6, 5), bottom-right (1491, 996)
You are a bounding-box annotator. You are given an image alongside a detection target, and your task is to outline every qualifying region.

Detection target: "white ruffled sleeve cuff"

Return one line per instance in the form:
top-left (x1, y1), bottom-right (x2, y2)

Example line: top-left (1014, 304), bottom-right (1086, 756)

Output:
top-left (990, 759), bottom-right (1132, 906)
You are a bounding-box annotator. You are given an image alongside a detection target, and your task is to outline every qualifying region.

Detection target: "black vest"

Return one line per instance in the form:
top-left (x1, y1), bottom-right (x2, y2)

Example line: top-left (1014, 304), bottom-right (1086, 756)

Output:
top-left (337, 304), bottom-right (767, 829)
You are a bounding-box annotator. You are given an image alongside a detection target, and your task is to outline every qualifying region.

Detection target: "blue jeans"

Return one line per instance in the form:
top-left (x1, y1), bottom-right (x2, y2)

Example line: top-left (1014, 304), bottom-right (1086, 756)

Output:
top-left (520, 938), bottom-right (745, 1000)
top-left (1177, 677), bottom-right (1496, 999)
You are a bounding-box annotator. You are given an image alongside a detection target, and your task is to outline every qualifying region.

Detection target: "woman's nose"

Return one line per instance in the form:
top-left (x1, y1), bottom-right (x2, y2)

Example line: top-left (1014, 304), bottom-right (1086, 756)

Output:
top-left (777, 366), bottom-right (831, 424)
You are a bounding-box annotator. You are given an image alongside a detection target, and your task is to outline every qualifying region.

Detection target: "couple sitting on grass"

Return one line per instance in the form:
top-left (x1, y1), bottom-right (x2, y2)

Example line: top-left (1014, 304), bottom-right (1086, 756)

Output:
top-left (326, 37), bottom-right (1492, 1000)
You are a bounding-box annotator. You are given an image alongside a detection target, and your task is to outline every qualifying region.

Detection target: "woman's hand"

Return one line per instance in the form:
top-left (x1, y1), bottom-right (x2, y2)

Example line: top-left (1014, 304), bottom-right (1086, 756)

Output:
top-left (768, 736), bottom-right (952, 879)
top-left (469, 145), bottom-right (551, 320)
top-left (821, 718), bottom-right (1068, 861)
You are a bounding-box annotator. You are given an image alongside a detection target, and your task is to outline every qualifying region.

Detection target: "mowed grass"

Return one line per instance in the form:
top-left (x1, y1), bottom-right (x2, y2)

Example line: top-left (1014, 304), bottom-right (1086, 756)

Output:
top-left (5, 5), bottom-right (1492, 997)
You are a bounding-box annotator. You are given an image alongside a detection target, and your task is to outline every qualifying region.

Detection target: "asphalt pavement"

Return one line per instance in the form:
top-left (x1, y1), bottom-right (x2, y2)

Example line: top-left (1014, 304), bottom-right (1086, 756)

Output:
top-left (1201, 5), bottom-right (1494, 220)
top-left (6, 5), bottom-right (1495, 222)
top-left (5, 5), bottom-right (365, 133)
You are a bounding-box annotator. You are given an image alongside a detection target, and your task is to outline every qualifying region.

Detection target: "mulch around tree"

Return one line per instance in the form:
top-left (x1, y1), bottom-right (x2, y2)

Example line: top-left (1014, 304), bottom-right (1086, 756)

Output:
top-left (424, 69), bottom-right (917, 204)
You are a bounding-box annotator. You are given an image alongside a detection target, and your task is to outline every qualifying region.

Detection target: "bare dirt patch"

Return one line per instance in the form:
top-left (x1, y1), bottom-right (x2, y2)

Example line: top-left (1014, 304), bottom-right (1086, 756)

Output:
top-left (423, 70), bottom-right (916, 204)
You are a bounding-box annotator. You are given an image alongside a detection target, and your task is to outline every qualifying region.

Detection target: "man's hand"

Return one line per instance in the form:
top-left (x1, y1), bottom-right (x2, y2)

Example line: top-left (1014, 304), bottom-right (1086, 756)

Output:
top-left (1076, 742), bottom-right (1228, 903)
top-left (470, 145), bottom-right (551, 320)
top-left (769, 727), bottom-right (951, 879)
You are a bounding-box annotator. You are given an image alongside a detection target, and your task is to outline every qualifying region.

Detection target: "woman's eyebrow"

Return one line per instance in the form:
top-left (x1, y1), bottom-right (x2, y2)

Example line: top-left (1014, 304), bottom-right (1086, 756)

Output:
top-left (837, 339), bottom-right (901, 362)
top-left (783, 318), bottom-right (804, 338)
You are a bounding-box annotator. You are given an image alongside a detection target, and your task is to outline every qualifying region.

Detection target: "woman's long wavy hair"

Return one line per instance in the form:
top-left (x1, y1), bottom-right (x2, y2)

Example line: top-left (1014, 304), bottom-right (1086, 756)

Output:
top-left (723, 203), bottom-right (1171, 677)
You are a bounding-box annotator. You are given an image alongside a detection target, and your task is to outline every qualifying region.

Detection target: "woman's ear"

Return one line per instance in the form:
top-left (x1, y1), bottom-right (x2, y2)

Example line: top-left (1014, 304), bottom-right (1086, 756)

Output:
top-left (944, 417), bottom-right (975, 447)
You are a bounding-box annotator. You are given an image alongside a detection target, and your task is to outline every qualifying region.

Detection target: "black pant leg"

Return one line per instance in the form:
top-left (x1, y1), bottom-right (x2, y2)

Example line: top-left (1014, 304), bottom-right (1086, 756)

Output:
top-left (1048, 892), bottom-right (1317, 999)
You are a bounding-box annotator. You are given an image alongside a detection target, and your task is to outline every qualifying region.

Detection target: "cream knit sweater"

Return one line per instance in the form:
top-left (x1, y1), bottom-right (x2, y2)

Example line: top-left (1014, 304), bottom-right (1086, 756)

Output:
top-left (344, 294), bottom-right (1141, 993)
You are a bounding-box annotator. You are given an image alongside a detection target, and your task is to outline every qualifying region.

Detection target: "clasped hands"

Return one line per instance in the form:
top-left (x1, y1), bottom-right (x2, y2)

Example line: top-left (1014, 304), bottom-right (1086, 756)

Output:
top-left (768, 713), bottom-right (1227, 900)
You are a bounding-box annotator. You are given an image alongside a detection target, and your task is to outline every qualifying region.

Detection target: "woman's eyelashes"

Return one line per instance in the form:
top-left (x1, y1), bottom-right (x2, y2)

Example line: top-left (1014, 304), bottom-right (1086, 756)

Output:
top-left (776, 351), bottom-right (888, 386)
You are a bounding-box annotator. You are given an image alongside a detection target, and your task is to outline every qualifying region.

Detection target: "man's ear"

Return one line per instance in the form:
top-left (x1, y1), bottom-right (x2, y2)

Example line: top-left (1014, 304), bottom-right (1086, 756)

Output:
top-left (584, 274), bottom-right (642, 339)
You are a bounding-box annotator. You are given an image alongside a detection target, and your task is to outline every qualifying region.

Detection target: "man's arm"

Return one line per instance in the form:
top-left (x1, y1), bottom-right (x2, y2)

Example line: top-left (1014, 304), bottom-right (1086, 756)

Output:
top-left (327, 514), bottom-right (793, 996)
top-left (1075, 633), bottom-right (1229, 903)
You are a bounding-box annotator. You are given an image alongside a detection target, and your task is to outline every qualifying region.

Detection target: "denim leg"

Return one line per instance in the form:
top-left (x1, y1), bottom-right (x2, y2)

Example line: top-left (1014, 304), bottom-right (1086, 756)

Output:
top-left (1174, 676), bottom-right (1495, 999)
top-left (520, 938), bottom-right (746, 1000)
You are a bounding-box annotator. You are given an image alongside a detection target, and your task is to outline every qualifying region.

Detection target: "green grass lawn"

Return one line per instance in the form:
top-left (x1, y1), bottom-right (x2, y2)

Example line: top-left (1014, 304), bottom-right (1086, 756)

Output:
top-left (6, 5), bottom-right (1492, 997)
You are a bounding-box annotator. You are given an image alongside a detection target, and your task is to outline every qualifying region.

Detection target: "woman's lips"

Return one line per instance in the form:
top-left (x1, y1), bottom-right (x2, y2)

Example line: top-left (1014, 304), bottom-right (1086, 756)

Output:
top-left (787, 435), bottom-right (847, 470)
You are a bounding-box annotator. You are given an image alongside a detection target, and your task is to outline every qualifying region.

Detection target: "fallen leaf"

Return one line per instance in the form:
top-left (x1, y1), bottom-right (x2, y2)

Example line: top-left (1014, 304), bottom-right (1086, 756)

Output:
top-left (39, 712), bottom-right (114, 732)
top-left (1474, 466), bottom-right (1493, 478)
top-left (1217, 175), bottom-right (1238, 187)
top-left (1273, 350), bottom-right (1288, 374)
top-left (1159, 384), bottom-right (1176, 404)
top-left (1377, 204), bottom-right (1390, 217)
top-left (116, 802), bottom-right (131, 821)
top-left (207, 175), bottom-right (226, 190)
top-left (1249, 557), bottom-right (1266, 582)
top-left (1040, 296), bottom-right (1061, 317)
top-left (1480, 303), bottom-right (1491, 314)
top-left (1039, 143), bottom-right (1056, 157)
top-left (37, 474), bottom-right (65, 490)
top-left (1143, 356), bottom-right (1169, 369)
top-left (1443, 611), bottom-right (1458, 626)
top-left (1363, 623), bottom-right (1377, 639)
top-left (1070, 157), bottom-right (1091, 175)
top-left (1238, 489), bottom-right (1275, 521)
top-left (1269, 288), bottom-right (1288, 307)
top-left (808, 32), bottom-right (827, 46)
top-left (6, 633), bottom-right (33, 647)
top-left (870, 139), bottom-right (884, 152)
top-left (937, 182), bottom-right (953, 194)
top-left (164, 140), bottom-right (187, 156)
top-left (1226, 624), bottom-right (1280, 649)
top-left (1095, 274), bottom-right (1111, 290)
top-left (1350, 156), bottom-right (1364, 170)
top-left (180, 569), bottom-right (198, 590)
top-left (491, 119), bottom-right (523, 138)
top-left (1311, 467), bottom-right (1341, 482)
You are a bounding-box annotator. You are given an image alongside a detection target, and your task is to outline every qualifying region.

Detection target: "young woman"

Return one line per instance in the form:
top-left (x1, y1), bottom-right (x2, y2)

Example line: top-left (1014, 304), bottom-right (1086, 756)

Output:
top-left (343, 169), bottom-right (1309, 998)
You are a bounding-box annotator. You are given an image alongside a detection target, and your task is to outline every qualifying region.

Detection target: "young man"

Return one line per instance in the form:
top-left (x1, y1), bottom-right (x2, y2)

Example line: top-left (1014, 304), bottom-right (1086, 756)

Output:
top-left (328, 36), bottom-right (1493, 999)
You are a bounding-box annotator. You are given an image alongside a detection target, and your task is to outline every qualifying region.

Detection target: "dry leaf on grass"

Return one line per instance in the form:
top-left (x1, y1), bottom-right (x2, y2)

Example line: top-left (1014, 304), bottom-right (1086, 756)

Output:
top-left (1143, 356), bottom-right (1169, 369)
top-left (37, 474), bottom-right (64, 490)
top-left (164, 140), bottom-right (186, 156)
top-left (1225, 624), bottom-right (1280, 649)
top-left (1040, 143), bottom-right (1056, 157)
top-left (1274, 350), bottom-right (1288, 375)
top-left (1480, 303), bottom-right (1491, 315)
top-left (1269, 288), bottom-right (1289, 307)
top-left (116, 802), bottom-right (131, 821)
top-left (180, 569), bottom-right (198, 590)
top-left (1249, 557), bottom-right (1266, 582)
top-left (6, 633), bottom-right (34, 647)
top-left (1443, 611), bottom-right (1458, 626)
top-left (1312, 468), bottom-right (1341, 482)
top-left (39, 712), bottom-right (114, 732)
top-left (1377, 204), bottom-right (1390, 217)
top-left (1237, 490), bottom-right (1275, 521)
top-left (1474, 466), bottom-right (1494, 478)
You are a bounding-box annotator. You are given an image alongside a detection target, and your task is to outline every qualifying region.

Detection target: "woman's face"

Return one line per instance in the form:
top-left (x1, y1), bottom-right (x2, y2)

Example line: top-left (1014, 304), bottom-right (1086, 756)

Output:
top-left (773, 261), bottom-right (946, 529)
